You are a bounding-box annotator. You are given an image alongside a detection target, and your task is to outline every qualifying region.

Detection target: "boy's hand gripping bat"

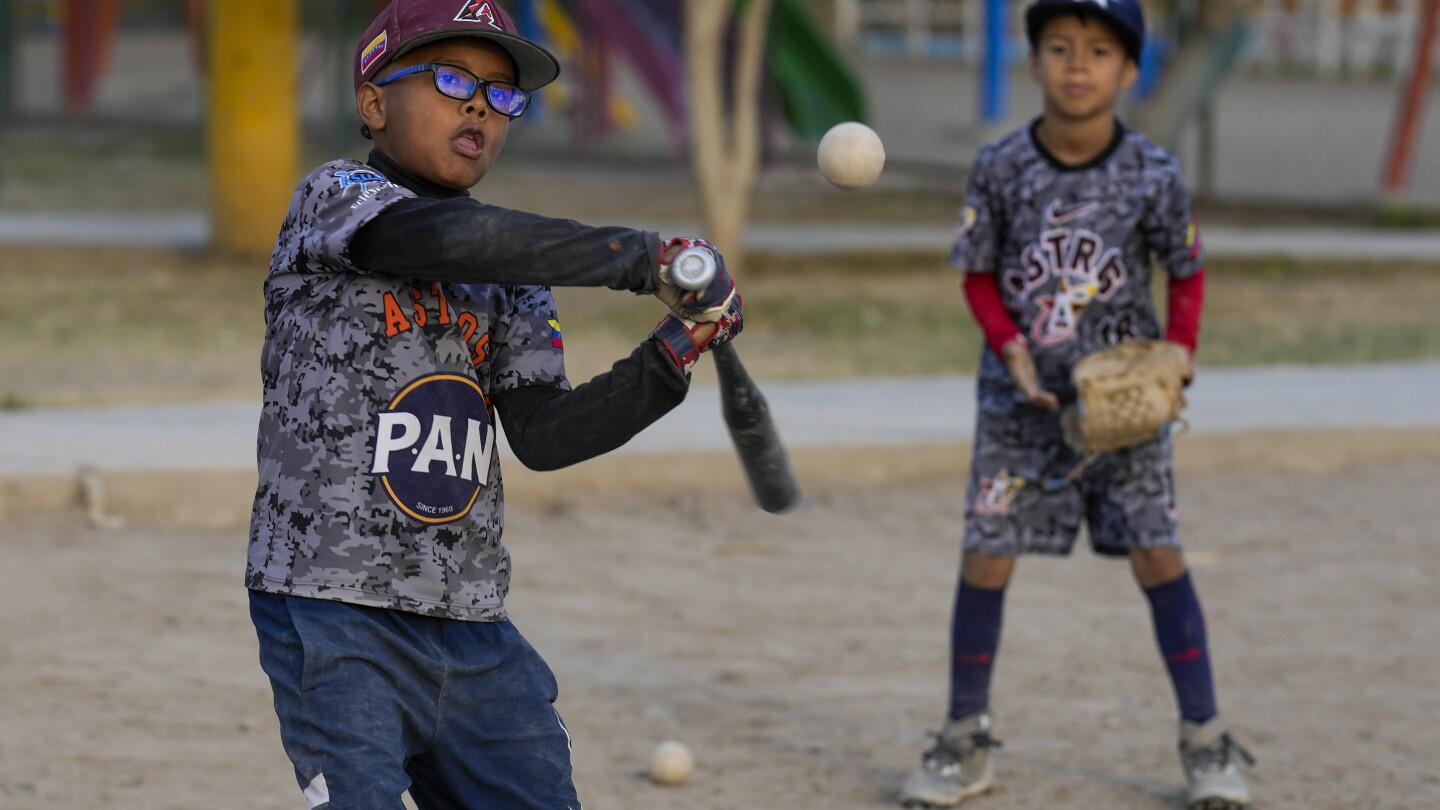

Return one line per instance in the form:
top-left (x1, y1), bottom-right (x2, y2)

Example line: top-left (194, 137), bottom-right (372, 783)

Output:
top-left (667, 247), bottom-right (803, 514)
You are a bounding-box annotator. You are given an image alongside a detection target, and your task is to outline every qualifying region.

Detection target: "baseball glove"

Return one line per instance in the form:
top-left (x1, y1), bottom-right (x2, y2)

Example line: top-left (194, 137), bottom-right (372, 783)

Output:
top-left (1061, 339), bottom-right (1192, 455)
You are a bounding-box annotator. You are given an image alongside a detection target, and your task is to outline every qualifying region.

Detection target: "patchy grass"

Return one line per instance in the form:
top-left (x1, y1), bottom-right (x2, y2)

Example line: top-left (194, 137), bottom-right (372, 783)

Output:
top-left (0, 126), bottom-right (209, 214)
top-left (0, 247), bottom-right (266, 407)
top-left (1198, 258), bottom-right (1440, 366)
top-left (560, 252), bottom-right (1440, 386)
top-left (0, 246), bottom-right (1436, 409)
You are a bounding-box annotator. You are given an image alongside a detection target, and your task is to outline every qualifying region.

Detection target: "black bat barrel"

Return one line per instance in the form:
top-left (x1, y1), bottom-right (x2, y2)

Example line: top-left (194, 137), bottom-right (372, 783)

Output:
top-left (712, 344), bottom-right (803, 514)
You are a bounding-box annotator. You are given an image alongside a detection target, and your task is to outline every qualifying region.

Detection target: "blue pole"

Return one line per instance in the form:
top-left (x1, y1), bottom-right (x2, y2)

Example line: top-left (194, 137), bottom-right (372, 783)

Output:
top-left (982, 0), bottom-right (1007, 123)
top-left (1133, 36), bottom-right (1163, 99)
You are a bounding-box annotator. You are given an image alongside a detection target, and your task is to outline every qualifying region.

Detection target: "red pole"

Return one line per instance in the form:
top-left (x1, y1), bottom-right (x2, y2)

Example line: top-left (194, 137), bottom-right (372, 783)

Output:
top-left (185, 0), bottom-right (205, 74)
top-left (1381, 0), bottom-right (1440, 195)
top-left (63, 0), bottom-right (118, 117)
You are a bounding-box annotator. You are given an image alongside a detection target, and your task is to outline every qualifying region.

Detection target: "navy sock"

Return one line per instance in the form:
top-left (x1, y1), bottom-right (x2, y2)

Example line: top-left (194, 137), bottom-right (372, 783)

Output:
top-left (1144, 571), bottom-right (1217, 723)
top-left (948, 581), bottom-right (1005, 720)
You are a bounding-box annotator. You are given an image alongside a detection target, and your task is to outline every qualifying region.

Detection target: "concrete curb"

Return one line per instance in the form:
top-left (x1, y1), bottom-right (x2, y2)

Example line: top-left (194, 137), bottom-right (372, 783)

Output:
top-left (4, 361), bottom-right (1437, 527)
top-left (7, 427), bottom-right (1439, 531)
top-left (5, 361), bottom-right (1438, 479)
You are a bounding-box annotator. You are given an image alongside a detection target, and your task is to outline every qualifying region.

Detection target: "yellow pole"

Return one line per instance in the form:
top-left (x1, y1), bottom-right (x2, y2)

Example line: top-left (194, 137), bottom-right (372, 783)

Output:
top-left (207, 0), bottom-right (298, 259)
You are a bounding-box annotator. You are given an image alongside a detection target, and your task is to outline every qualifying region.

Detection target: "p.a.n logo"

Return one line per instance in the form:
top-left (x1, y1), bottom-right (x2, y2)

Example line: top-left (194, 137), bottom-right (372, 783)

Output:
top-left (370, 374), bottom-right (495, 525)
top-left (455, 0), bottom-right (502, 28)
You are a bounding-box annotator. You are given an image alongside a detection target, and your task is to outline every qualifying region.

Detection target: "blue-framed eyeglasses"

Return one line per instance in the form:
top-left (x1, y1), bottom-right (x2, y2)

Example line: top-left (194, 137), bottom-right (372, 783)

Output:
top-left (374, 63), bottom-right (530, 118)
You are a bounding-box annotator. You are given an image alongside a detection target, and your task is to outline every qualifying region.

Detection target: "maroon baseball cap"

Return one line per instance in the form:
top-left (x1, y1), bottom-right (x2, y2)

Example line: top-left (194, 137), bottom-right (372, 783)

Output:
top-left (354, 0), bottom-right (560, 92)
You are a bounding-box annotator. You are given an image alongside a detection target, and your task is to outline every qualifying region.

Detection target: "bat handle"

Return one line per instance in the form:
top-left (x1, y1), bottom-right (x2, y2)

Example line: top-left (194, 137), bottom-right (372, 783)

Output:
top-left (664, 246), bottom-right (719, 291)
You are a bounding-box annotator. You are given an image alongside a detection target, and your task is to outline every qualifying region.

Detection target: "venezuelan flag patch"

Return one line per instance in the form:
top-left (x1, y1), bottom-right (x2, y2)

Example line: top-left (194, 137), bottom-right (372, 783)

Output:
top-left (360, 31), bottom-right (388, 76)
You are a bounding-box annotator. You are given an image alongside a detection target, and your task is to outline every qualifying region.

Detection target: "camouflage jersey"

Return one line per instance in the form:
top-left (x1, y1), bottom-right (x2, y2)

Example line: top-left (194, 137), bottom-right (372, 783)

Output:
top-left (950, 120), bottom-right (1202, 415)
top-left (247, 159), bottom-right (569, 621)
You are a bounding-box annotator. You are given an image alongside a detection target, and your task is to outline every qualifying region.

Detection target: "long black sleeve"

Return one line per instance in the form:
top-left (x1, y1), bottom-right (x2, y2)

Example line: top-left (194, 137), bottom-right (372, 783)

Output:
top-left (351, 195), bottom-right (662, 292)
top-left (491, 339), bottom-right (689, 471)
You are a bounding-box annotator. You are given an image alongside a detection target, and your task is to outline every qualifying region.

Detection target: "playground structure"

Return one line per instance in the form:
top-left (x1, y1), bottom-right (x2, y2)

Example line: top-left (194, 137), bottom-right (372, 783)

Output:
top-left (0, 0), bottom-right (1436, 250)
top-left (9, 1), bottom-right (1433, 163)
top-left (0, 0), bottom-right (868, 255)
top-left (493, 0), bottom-right (868, 147)
top-left (4, 0), bottom-right (866, 150)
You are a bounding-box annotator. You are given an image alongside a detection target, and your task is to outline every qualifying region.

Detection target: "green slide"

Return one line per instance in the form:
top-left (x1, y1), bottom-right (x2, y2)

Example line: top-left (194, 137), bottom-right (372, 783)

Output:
top-left (768, 0), bottom-right (867, 139)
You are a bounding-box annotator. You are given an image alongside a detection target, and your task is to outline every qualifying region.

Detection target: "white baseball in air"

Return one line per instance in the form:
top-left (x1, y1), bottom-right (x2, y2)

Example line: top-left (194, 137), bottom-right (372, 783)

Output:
top-left (648, 740), bottom-right (694, 786)
top-left (817, 121), bottom-right (885, 189)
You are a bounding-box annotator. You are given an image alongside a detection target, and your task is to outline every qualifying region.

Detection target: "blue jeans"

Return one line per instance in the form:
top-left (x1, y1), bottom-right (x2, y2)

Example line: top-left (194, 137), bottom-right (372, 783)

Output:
top-left (249, 591), bottom-right (580, 809)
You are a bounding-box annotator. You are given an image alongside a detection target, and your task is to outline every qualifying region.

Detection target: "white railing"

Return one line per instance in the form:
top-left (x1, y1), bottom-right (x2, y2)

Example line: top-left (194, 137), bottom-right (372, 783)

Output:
top-left (834, 0), bottom-right (992, 60)
top-left (833, 0), bottom-right (1430, 78)
top-left (1246, 0), bottom-right (1419, 77)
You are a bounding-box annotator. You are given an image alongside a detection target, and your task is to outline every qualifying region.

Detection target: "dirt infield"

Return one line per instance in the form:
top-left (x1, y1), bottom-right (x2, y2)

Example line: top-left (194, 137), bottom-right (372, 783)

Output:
top-left (2, 435), bottom-right (1438, 809)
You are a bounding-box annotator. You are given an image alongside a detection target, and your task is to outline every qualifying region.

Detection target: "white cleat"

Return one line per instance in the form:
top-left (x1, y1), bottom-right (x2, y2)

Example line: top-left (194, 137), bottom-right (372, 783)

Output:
top-left (898, 712), bottom-right (1000, 807)
top-left (1179, 715), bottom-right (1256, 809)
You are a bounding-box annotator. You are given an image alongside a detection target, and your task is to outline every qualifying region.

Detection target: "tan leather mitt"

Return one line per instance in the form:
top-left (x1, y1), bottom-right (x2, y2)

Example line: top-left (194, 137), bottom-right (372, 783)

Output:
top-left (1062, 339), bottom-right (1192, 454)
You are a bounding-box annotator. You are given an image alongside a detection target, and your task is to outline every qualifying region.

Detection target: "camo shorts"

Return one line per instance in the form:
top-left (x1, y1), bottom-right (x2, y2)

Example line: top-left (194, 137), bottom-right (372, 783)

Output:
top-left (962, 407), bottom-right (1180, 557)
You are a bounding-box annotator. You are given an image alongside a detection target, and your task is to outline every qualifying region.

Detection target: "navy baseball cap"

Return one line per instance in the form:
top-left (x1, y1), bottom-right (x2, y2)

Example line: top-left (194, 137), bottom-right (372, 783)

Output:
top-left (354, 0), bottom-right (560, 92)
top-left (1025, 0), bottom-right (1145, 61)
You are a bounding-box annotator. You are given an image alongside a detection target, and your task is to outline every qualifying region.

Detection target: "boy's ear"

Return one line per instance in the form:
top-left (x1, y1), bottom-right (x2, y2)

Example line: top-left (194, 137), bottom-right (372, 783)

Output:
top-left (357, 84), bottom-right (386, 136)
top-left (1120, 58), bottom-right (1139, 91)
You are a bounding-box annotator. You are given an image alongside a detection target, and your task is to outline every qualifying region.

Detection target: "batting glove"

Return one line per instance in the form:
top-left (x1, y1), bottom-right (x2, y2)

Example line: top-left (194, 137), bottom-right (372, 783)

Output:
top-left (657, 237), bottom-right (736, 323)
top-left (652, 294), bottom-right (744, 374)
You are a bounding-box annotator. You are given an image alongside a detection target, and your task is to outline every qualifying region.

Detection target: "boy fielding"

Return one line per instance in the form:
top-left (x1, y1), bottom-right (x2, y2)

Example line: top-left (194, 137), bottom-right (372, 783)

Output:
top-left (245, 1), bottom-right (741, 806)
top-left (898, 1), bottom-right (1254, 808)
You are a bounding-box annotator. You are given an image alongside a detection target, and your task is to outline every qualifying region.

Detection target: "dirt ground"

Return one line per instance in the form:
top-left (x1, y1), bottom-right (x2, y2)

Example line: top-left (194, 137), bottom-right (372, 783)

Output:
top-left (2, 439), bottom-right (1438, 810)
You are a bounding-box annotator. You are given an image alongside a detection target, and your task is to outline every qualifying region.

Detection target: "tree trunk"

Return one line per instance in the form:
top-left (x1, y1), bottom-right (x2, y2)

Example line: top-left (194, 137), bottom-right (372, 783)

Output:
top-left (684, 0), bottom-right (773, 274)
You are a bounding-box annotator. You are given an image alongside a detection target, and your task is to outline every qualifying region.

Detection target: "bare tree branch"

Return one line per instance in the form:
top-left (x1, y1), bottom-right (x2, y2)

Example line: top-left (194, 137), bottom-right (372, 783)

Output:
top-left (684, 0), bottom-right (774, 273)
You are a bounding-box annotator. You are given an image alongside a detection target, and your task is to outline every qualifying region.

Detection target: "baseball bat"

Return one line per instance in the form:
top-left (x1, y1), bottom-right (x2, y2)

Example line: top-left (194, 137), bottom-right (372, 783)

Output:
top-left (667, 247), bottom-right (803, 514)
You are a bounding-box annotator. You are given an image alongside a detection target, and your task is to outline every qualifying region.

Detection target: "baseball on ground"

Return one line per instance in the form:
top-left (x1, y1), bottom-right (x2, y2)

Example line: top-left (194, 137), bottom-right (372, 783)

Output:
top-left (648, 740), bottom-right (694, 786)
top-left (817, 121), bottom-right (885, 189)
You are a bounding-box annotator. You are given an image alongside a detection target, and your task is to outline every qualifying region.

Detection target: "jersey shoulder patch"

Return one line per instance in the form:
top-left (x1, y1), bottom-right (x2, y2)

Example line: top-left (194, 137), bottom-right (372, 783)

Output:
top-left (319, 159), bottom-right (403, 201)
top-left (1123, 129), bottom-right (1184, 177)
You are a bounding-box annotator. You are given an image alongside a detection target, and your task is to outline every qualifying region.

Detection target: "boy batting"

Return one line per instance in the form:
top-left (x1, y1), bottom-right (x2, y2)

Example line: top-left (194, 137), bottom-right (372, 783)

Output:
top-left (898, 1), bottom-right (1255, 808)
top-left (246, 1), bottom-right (741, 806)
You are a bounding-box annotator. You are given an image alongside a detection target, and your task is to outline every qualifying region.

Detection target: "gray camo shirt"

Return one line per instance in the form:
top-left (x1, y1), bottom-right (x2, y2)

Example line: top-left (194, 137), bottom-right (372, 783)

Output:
top-left (950, 121), bottom-right (1202, 415)
top-left (247, 159), bottom-right (568, 621)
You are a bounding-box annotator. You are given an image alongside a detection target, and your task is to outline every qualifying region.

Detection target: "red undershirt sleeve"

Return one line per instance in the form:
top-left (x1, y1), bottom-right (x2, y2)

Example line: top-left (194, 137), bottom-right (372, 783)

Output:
top-left (962, 272), bottom-right (1022, 358)
top-left (1164, 268), bottom-right (1206, 353)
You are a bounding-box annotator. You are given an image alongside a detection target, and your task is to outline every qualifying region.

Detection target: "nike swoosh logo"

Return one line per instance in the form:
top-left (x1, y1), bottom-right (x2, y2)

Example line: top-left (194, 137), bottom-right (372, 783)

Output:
top-left (1045, 199), bottom-right (1102, 225)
